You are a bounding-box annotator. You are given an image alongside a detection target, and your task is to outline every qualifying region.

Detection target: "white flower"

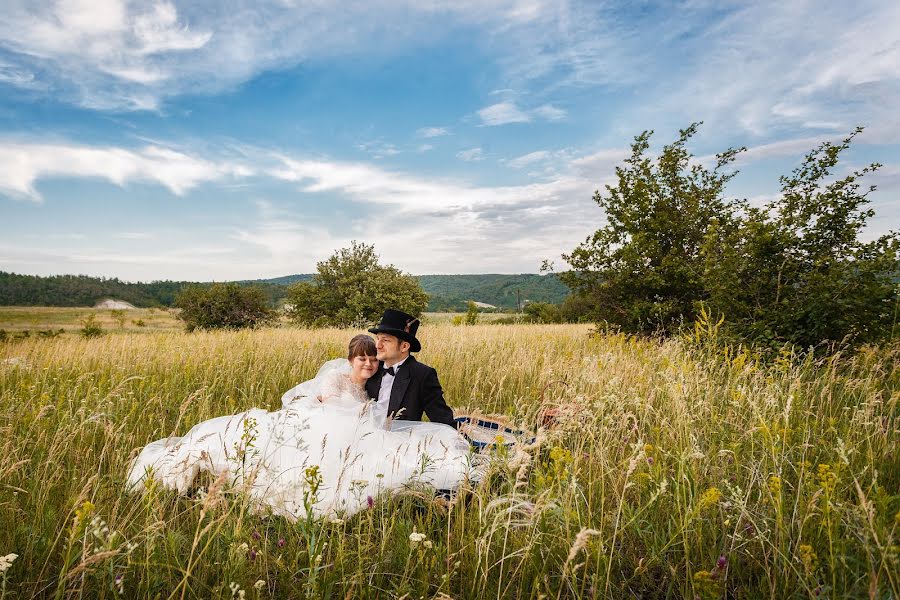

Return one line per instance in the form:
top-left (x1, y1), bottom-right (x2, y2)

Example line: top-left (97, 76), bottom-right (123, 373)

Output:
top-left (408, 532), bottom-right (427, 546)
top-left (254, 579), bottom-right (266, 591)
top-left (0, 553), bottom-right (18, 574)
top-left (328, 517), bottom-right (344, 525)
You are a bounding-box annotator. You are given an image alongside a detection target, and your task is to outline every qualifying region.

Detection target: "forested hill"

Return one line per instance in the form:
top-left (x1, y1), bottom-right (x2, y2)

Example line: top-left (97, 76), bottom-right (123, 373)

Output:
top-left (0, 272), bottom-right (288, 308)
top-left (416, 274), bottom-right (569, 310)
top-left (0, 271), bottom-right (569, 311)
top-left (249, 273), bottom-right (570, 310)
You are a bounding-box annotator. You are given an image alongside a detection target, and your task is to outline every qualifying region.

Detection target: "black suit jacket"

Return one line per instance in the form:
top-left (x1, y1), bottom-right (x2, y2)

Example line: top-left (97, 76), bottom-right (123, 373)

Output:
top-left (365, 355), bottom-right (455, 428)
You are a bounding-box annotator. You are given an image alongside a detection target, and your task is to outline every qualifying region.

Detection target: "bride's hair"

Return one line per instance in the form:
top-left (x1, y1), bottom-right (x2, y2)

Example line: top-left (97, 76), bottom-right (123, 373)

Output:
top-left (348, 334), bottom-right (376, 360)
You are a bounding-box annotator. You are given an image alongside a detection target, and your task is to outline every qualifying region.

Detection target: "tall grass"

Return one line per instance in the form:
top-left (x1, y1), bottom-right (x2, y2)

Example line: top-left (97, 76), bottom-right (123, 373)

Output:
top-left (0, 324), bottom-right (896, 598)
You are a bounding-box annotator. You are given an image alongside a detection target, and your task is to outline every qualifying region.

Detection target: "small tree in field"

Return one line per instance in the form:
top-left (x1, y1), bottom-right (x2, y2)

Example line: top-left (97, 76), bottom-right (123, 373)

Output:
top-left (175, 283), bottom-right (275, 331)
top-left (79, 314), bottom-right (104, 338)
top-left (286, 242), bottom-right (428, 327)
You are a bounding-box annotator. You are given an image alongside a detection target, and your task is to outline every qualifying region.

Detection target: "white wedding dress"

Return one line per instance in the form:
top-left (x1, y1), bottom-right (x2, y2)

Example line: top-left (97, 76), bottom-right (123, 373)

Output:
top-left (127, 359), bottom-right (474, 518)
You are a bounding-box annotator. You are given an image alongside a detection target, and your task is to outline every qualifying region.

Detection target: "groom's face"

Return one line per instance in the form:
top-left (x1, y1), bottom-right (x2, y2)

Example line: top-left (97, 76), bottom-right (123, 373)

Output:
top-left (375, 333), bottom-right (409, 365)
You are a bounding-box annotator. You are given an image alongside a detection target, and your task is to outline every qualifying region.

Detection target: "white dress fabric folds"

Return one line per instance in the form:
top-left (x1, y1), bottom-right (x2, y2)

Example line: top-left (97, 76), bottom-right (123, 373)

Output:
top-left (127, 359), bottom-right (473, 518)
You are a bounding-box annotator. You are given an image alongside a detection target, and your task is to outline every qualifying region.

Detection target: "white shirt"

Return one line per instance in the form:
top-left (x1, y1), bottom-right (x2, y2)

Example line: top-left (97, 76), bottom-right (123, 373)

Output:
top-left (373, 356), bottom-right (408, 424)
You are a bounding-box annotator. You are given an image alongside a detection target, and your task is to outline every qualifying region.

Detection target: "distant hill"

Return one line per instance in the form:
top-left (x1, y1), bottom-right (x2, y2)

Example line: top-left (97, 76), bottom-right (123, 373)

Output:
top-left (416, 274), bottom-right (569, 311)
top-left (0, 271), bottom-right (570, 311)
top-left (253, 273), bottom-right (570, 311)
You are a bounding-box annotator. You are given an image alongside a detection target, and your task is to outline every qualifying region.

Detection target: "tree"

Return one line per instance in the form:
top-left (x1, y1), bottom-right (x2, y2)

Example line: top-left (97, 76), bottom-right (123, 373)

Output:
top-left (561, 123), bottom-right (744, 334)
top-left (286, 242), bottom-right (428, 327)
top-left (174, 283), bottom-right (275, 331)
top-left (703, 128), bottom-right (899, 349)
top-left (464, 301), bottom-right (479, 325)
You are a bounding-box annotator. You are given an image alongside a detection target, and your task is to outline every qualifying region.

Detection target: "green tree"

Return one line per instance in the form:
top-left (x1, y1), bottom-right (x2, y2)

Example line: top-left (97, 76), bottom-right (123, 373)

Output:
top-left (703, 128), bottom-right (899, 349)
top-left (561, 123), bottom-right (744, 334)
top-left (286, 242), bottom-right (428, 327)
top-left (464, 301), bottom-right (479, 325)
top-left (174, 283), bottom-right (275, 331)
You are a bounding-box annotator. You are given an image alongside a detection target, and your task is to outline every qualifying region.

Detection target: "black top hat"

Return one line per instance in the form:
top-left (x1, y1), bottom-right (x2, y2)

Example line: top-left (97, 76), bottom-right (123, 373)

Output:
top-left (368, 309), bottom-right (422, 352)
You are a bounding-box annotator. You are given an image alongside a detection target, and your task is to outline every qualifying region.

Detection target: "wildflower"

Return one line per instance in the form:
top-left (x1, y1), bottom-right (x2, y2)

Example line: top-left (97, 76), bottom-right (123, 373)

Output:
top-left (366, 495), bottom-right (374, 509)
top-left (767, 475), bottom-right (781, 495)
top-left (817, 464), bottom-right (837, 494)
top-left (0, 553), bottom-right (18, 574)
top-left (277, 538), bottom-right (285, 548)
top-left (409, 531), bottom-right (427, 546)
top-left (73, 501), bottom-right (95, 530)
top-left (799, 544), bottom-right (818, 576)
top-left (251, 530), bottom-right (261, 541)
top-left (644, 444), bottom-right (654, 453)
top-left (237, 542), bottom-right (249, 553)
top-left (114, 573), bottom-right (124, 595)
top-left (549, 446), bottom-right (573, 464)
top-left (423, 540), bottom-right (433, 549)
top-left (716, 555), bottom-right (727, 570)
top-left (329, 517), bottom-right (344, 525)
top-left (254, 580), bottom-right (266, 591)
top-left (698, 487), bottom-right (722, 509)
top-left (248, 548), bottom-right (258, 561)
top-left (229, 582), bottom-right (246, 599)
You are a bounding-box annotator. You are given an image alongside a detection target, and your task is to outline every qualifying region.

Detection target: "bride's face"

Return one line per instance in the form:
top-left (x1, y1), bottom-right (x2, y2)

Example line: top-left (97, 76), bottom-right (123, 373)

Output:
top-left (350, 354), bottom-right (379, 381)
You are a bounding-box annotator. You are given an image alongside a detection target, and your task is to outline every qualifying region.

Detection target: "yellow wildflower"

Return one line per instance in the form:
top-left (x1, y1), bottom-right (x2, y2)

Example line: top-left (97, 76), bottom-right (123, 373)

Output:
top-left (768, 475), bottom-right (781, 496)
top-left (698, 487), bottom-right (722, 509)
top-left (799, 544), bottom-right (818, 576)
top-left (817, 464), bottom-right (837, 493)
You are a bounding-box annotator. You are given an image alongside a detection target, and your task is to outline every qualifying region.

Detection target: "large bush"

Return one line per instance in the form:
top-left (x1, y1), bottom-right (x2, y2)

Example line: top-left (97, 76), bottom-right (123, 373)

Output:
top-left (562, 123), bottom-right (744, 334)
top-left (286, 242), bottom-right (428, 327)
top-left (703, 128), bottom-right (899, 348)
top-left (174, 283), bottom-right (275, 331)
top-left (563, 124), bottom-right (899, 349)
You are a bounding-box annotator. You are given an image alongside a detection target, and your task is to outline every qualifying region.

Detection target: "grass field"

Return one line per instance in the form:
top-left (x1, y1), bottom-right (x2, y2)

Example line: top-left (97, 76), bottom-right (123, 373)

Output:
top-left (0, 308), bottom-right (508, 335)
top-left (0, 323), bottom-right (897, 598)
top-left (0, 307), bottom-right (183, 334)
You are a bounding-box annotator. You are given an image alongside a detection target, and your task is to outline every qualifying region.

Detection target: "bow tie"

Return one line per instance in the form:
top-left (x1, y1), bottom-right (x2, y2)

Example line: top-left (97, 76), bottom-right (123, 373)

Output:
top-left (383, 366), bottom-right (397, 377)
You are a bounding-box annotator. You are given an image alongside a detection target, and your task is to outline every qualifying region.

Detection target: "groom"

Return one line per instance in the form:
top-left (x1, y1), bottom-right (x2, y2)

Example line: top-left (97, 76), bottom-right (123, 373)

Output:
top-left (366, 309), bottom-right (456, 428)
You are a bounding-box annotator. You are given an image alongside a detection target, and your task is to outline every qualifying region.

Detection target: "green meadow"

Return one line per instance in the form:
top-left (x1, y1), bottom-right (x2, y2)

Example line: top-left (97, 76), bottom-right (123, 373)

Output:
top-left (0, 324), bottom-right (896, 598)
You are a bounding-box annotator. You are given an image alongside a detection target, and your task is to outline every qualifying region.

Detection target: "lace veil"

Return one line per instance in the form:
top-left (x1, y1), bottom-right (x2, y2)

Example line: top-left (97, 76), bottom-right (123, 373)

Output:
top-left (280, 358), bottom-right (351, 408)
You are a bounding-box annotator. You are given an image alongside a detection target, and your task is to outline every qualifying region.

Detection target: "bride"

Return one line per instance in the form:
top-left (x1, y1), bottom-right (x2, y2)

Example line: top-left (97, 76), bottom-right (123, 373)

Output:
top-left (127, 335), bottom-right (474, 518)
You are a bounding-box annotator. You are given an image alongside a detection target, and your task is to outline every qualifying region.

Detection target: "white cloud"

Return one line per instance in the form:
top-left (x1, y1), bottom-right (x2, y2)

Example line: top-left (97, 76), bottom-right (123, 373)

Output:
top-left (0, 139), bottom-right (251, 200)
top-left (533, 104), bottom-right (566, 121)
top-left (0, 135), bottom-right (640, 277)
top-left (639, 1), bottom-right (900, 141)
top-left (417, 144), bottom-right (434, 152)
top-left (456, 147), bottom-right (484, 162)
top-left (476, 101), bottom-right (568, 126)
top-left (0, 0), bottom-right (572, 111)
top-left (416, 126), bottom-right (449, 138)
top-left (477, 102), bottom-right (531, 126)
top-left (505, 150), bottom-right (550, 169)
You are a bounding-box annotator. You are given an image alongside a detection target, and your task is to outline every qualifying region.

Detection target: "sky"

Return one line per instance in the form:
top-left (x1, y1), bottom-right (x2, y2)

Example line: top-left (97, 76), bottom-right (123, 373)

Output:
top-left (1, 0), bottom-right (899, 282)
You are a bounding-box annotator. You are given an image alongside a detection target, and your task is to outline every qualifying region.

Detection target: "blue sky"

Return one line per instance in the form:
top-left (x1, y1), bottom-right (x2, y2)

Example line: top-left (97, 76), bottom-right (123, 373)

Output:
top-left (1, 0), bottom-right (898, 281)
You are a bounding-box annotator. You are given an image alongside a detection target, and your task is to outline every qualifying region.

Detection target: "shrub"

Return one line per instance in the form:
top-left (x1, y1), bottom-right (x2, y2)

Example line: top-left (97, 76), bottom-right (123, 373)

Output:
top-left (79, 314), bottom-right (104, 338)
top-left (174, 283), bottom-right (276, 332)
top-left (464, 301), bottom-right (479, 325)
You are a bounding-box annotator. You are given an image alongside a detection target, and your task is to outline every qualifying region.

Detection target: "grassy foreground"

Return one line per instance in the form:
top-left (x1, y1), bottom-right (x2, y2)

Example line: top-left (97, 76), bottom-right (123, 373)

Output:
top-left (0, 324), bottom-right (897, 599)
